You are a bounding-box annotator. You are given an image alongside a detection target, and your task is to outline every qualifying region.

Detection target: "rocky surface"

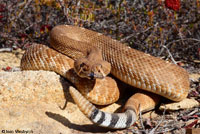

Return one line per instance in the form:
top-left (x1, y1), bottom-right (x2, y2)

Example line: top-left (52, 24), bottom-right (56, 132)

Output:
top-left (0, 70), bottom-right (121, 134)
top-left (159, 98), bottom-right (199, 111)
top-left (0, 49), bottom-right (24, 72)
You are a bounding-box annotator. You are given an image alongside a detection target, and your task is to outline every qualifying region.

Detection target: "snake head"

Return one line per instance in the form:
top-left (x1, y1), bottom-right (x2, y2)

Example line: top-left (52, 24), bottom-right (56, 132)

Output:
top-left (74, 58), bottom-right (111, 79)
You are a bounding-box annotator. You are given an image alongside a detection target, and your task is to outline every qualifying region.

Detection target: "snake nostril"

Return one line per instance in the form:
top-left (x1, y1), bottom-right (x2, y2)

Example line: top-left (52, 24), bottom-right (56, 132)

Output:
top-left (83, 68), bottom-right (87, 72)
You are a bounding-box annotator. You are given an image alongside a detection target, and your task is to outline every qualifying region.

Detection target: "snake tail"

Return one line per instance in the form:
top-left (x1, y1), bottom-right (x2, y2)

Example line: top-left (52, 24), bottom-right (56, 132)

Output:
top-left (69, 86), bottom-right (137, 129)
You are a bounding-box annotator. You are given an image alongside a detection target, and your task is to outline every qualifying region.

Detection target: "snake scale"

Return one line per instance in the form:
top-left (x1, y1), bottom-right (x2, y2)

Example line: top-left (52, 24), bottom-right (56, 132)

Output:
top-left (21, 25), bottom-right (190, 129)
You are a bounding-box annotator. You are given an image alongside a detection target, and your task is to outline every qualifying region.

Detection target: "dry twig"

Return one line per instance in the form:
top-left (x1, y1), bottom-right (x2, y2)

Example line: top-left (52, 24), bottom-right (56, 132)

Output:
top-left (0, 48), bottom-right (13, 52)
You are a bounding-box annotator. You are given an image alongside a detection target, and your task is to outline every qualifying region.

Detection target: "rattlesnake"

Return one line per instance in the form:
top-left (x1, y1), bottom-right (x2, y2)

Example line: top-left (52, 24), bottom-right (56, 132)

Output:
top-left (21, 25), bottom-right (190, 129)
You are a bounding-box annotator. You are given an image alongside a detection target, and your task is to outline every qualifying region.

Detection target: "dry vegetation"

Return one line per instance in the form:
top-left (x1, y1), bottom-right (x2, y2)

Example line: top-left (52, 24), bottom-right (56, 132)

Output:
top-left (0, 0), bottom-right (199, 133)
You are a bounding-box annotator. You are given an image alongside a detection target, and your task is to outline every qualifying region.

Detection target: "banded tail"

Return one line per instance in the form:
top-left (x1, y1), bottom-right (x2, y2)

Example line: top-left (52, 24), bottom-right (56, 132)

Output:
top-left (69, 86), bottom-right (137, 129)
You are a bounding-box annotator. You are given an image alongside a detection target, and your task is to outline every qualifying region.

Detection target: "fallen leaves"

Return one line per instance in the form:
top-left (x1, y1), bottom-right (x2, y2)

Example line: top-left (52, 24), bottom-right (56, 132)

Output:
top-left (40, 25), bottom-right (52, 34)
top-left (185, 119), bottom-right (199, 129)
top-left (165, 0), bottom-right (180, 11)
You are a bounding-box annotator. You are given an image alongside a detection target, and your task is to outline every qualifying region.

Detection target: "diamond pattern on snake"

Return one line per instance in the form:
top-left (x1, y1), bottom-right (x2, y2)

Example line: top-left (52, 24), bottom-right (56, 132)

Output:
top-left (21, 25), bottom-right (190, 129)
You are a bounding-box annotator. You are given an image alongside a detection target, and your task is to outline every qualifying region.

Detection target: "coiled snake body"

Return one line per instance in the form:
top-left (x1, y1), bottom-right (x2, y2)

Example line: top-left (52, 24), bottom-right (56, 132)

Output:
top-left (21, 25), bottom-right (190, 129)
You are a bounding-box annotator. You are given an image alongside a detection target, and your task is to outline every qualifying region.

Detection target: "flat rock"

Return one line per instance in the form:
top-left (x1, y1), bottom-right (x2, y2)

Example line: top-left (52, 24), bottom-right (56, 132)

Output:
top-left (0, 71), bottom-right (119, 134)
top-left (159, 98), bottom-right (199, 111)
top-left (189, 73), bottom-right (200, 82)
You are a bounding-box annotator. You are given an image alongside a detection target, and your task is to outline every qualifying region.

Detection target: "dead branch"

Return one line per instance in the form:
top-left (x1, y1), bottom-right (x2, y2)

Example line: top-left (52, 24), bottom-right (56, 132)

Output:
top-left (161, 45), bottom-right (177, 64)
top-left (149, 109), bottom-right (166, 134)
